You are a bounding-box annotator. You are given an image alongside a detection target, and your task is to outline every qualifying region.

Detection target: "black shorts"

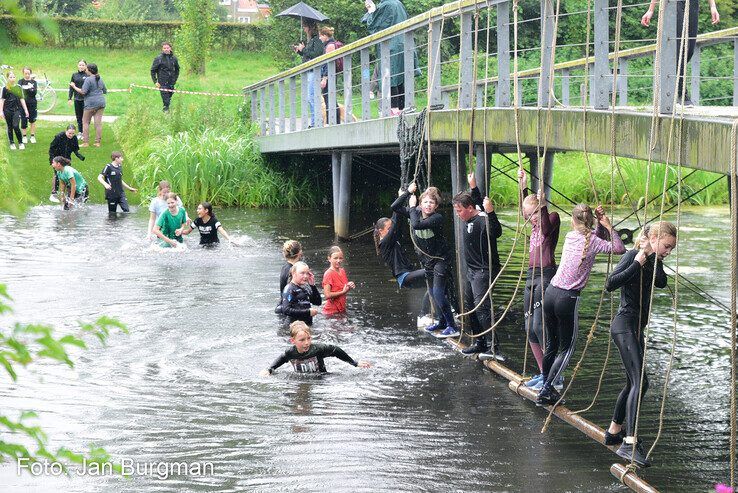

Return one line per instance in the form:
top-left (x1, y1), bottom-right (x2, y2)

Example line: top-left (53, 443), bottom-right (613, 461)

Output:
top-left (20, 100), bottom-right (37, 127)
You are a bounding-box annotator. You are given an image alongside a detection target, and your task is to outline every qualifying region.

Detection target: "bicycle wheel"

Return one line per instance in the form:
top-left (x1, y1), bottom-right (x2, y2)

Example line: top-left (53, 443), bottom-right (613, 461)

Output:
top-left (36, 82), bottom-right (57, 114)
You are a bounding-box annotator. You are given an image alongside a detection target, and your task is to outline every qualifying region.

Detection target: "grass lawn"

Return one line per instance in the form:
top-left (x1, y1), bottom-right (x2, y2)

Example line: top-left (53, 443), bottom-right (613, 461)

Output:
top-left (10, 119), bottom-right (125, 205)
top-left (1, 47), bottom-right (278, 116)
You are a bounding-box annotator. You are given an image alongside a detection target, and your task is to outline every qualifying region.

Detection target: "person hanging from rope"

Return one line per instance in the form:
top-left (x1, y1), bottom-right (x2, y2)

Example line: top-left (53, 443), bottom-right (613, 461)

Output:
top-left (451, 173), bottom-right (504, 360)
top-left (641, 0), bottom-right (719, 107)
top-left (603, 222), bottom-right (677, 468)
top-left (374, 208), bottom-right (433, 321)
top-left (536, 204), bottom-right (626, 406)
top-left (392, 182), bottom-right (459, 338)
top-left (518, 169), bottom-right (561, 390)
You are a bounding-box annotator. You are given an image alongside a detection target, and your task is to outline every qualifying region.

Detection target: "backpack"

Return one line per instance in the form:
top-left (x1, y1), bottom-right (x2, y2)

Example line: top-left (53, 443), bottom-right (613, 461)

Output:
top-left (331, 40), bottom-right (345, 73)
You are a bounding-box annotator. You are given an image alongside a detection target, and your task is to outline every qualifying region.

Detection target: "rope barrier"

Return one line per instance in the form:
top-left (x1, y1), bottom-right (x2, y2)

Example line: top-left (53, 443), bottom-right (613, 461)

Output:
top-left (128, 83), bottom-right (245, 98)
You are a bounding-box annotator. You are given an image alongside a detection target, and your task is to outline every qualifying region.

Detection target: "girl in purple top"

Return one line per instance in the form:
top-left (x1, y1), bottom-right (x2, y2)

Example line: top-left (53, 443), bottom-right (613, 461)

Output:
top-left (536, 204), bottom-right (625, 405)
top-left (518, 170), bottom-right (561, 389)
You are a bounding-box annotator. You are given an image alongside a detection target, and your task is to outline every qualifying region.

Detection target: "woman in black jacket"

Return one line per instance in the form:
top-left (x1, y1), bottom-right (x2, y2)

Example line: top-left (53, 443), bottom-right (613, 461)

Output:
top-left (67, 60), bottom-right (88, 136)
top-left (48, 124), bottom-right (84, 202)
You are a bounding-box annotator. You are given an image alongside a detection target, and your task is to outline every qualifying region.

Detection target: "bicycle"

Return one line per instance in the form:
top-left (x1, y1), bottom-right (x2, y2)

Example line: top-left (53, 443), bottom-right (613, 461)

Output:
top-left (0, 64), bottom-right (58, 113)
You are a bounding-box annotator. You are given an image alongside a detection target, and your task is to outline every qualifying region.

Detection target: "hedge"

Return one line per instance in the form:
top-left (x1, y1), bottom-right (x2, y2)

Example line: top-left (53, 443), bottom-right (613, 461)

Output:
top-left (0, 15), bottom-right (265, 50)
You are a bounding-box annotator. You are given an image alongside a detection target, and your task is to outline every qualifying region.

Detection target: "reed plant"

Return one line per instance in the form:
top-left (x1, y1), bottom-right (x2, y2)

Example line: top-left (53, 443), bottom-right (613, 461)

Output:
top-left (0, 143), bottom-right (32, 214)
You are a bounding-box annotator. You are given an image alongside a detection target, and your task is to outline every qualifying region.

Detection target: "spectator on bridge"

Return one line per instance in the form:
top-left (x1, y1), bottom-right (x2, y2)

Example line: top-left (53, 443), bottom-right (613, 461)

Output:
top-left (641, 0), bottom-right (719, 106)
top-left (362, 0), bottom-right (413, 114)
top-left (150, 42), bottom-right (180, 112)
top-left (292, 20), bottom-right (324, 127)
top-left (70, 63), bottom-right (107, 147)
top-left (67, 60), bottom-right (88, 136)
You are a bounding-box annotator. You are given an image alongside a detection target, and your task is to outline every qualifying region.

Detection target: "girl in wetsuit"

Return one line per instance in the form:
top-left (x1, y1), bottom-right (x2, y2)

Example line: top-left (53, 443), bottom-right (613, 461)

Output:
top-left (322, 246), bottom-right (356, 315)
top-left (536, 204), bottom-right (626, 406)
top-left (278, 261), bottom-right (322, 325)
top-left (604, 222), bottom-right (676, 468)
top-left (392, 182), bottom-right (459, 338)
top-left (518, 170), bottom-right (561, 389)
top-left (279, 240), bottom-right (303, 301)
top-left (176, 202), bottom-right (234, 246)
top-left (262, 321), bottom-right (370, 375)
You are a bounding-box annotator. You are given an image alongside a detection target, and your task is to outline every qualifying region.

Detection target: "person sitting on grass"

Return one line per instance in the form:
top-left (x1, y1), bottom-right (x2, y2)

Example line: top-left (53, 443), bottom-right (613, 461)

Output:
top-left (261, 321), bottom-right (370, 375)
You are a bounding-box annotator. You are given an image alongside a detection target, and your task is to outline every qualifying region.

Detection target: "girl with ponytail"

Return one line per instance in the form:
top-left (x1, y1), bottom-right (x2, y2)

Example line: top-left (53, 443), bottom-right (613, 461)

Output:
top-left (536, 204), bottom-right (626, 406)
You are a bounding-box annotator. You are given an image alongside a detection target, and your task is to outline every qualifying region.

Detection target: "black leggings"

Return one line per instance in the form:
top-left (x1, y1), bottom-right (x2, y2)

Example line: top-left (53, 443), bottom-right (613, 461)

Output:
top-left (4, 109), bottom-right (21, 144)
top-left (425, 260), bottom-right (456, 329)
top-left (523, 266), bottom-right (556, 344)
top-left (542, 285), bottom-right (581, 387)
top-left (74, 99), bottom-right (84, 133)
top-left (463, 267), bottom-right (500, 348)
top-left (676, 0), bottom-right (699, 97)
top-left (611, 324), bottom-right (649, 436)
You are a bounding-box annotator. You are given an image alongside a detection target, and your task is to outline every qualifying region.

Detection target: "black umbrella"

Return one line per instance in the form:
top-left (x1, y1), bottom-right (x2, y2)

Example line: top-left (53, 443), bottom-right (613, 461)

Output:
top-left (276, 2), bottom-right (329, 22)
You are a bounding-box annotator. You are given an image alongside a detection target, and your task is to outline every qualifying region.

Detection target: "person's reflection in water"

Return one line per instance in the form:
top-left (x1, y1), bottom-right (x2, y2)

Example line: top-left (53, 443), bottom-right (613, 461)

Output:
top-left (289, 381), bottom-right (314, 434)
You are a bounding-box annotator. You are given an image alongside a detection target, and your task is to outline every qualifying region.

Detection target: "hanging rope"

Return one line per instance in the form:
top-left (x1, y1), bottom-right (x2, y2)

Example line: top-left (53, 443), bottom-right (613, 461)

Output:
top-left (729, 119), bottom-right (738, 489)
top-left (398, 108), bottom-right (428, 189)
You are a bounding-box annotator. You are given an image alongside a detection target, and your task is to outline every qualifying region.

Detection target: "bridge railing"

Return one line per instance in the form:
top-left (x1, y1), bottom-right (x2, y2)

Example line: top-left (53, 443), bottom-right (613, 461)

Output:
top-left (243, 0), bottom-right (738, 137)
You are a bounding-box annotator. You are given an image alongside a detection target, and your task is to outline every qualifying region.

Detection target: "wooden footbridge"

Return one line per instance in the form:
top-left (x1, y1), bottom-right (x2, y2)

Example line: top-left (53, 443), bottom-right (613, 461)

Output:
top-left (244, 1), bottom-right (738, 490)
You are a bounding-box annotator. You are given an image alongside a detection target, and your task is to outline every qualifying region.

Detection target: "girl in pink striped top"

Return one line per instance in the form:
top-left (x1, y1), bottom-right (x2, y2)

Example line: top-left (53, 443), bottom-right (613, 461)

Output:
top-left (536, 204), bottom-right (626, 405)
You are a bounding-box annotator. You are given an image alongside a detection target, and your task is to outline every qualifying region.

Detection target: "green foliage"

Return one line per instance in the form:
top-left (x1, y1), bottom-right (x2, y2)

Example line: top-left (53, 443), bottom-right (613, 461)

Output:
top-left (0, 0), bottom-right (56, 47)
top-left (0, 112), bottom-right (33, 215)
top-left (0, 14), bottom-right (263, 50)
top-left (77, 0), bottom-right (176, 21)
top-left (0, 284), bottom-right (127, 470)
top-left (114, 95), bottom-right (317, 208)
top-left (175, 0), bottom-right (216, 75)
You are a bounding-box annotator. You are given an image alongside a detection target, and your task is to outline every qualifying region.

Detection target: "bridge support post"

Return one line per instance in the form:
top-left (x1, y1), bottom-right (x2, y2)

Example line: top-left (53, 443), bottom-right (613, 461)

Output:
top-left (335, 151), bottom-right (353, 239)
top-left (332, 152), bottom-right (341, 228)
top-left (658, 0), bottom-right (677, 114)
top-left (526, 151), bottom-right (554, 203)
top-left (497, 1), bottom-right (511, 107)
top-left (592, 0), bottom-right (609, 109)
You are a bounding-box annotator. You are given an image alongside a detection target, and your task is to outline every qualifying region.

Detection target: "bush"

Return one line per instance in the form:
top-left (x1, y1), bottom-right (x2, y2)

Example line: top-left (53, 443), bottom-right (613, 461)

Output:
top-left (0, 15), bottom-right (264, 50)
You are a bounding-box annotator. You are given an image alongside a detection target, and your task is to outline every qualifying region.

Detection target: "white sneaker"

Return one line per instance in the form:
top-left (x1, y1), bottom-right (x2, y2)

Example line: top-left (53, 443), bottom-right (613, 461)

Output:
top-left (29, 136), bottom-right (36, 144)
top-left (49, 193), bottom-right (60, 203)
top-left (22, 136), bottom-right (27, 144)
top-left (9, 143), bottom-right (16, 150)
top-left (18, 143), bottom-right (25, 150)
top-left (77, 132), bottom-right (83, 139)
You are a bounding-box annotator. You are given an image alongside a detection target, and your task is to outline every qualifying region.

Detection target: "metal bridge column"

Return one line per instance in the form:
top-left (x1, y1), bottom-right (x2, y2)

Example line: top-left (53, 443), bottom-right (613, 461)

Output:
top-left (497, 1), bottom-right (511, 107)
top-left (332, 152), bottom-right (341, 229)
top-left (459, 12), bottom-right (474, 109)
top-left (474, 144), bottom-right (491, 197)
top-left (538, 0), bottom-right (555, 107)
top-left (526, 151), bottom-right (554, 203)
top-left (658, 0), bottom-right (677, 114)
top-left (336, 151), bottom-right (353, 239)
top-left (592, 0), bottom-right (610, 109)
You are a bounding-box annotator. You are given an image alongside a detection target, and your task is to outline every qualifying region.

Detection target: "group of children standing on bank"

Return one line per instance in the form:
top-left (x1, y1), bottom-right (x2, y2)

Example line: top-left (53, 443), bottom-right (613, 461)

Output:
top-left (265, 169), bottom-right (678, 469)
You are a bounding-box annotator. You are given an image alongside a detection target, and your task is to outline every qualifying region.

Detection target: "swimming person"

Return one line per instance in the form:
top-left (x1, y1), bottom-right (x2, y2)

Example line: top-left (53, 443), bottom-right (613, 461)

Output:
top-left (536, 204), bottom-right (626, 406)
top-left (51, 156), bottom-right (88, 209)
top-left (176, 202), bottom-right (234, 246)
top-left (278, 261), bottom-right (322, 326)
top-left (48, 124), bottom-right (84, 203)
top-left (322, 246), bottom-right (355, 315)
top-left (392, 182), bottom-right (459, 337)
top-left (152, 192), bottom-right (187, 248)
top-left (604, 222), bottom-right (676, 467)
top-left (280, 240), bottom-right (304, 300)
top-left (147, 180), bottom-right (183, 239)
top-left (518, 170), bottom-right (561, 389)
top-left (451, 173), bottom-right (503, 359)
top-left (374, 210), bottom-right (432, 318)
top-left (97, 151), bottom-right (137, 213)
top-left (261, 321), bottom-right (370, 375)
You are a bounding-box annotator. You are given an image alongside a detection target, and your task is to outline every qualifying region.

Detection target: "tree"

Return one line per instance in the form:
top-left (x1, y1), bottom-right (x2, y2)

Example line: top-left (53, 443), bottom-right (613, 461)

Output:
top-left (176, 0), bottom-right (216, 75)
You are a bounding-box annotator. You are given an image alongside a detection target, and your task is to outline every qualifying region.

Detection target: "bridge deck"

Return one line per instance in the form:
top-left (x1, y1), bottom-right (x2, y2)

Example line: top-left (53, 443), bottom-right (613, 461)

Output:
top-left (256, 106), bottom-right (738, 174)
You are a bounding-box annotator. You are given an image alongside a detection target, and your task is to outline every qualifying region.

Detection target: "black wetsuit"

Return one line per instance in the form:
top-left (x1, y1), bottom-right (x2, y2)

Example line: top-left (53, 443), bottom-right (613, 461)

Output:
top-left (606, 249), bottom-right (667, 436)
top-left (268, 343), bottom-right (358, 373)
top-left (18, 79), bottom-right (37, 127)
top-left (100, 162), bottom-right (129, 212)
top-left (378, 212), bottom-right (431, 313)
top-left (49, 131), bottom-right (84, 193)
top-left (279, 282), bottom-right (322, 325)
top-left (392, 191), bottom-right (456, 329)
top-left (461, 187), bottom-right (503, 348)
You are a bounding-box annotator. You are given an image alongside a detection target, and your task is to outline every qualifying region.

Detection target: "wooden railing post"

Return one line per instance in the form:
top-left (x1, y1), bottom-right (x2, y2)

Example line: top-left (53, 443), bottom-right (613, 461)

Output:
top-left (593, 0), bottom-right (609, 109)
top-left (617, 58), bottom-right (628, 106)
top-left (289, 77), bottom-right (296, 132)
top-left (538, 0), bottom-right (555, 107)
top-left (259, 86), bottom-right (266, 135)
top-left (459, 12), bottom-right (474, 109)
top-left (360, 48), bottom-right (371, 120)
top-left (403, 31), bottom-right (416, 109)
top-left (497, 1), bottom-right (511, 107)
top-left (312, 66), bottom-right (323, 127)
top-left (278, 80), bottom-right (285, 134)
top-left (268, 83), bottom-right (275, 135)
top-left (380, 39), bottom-right (392, 116)
top-left (301, 72), bottom-right (309, 130)
top-left (250, 90), bottom-right (257, 126)
top-left (561, 69), bottom-right (570, 105)
top-left (328, 60), bottom-right (337, 125)
top-left (734, 39), bottom-right (738, 106)
top-left (343, 55), bottom-right (353, 122)
top-left (658, 0), bottom-right (677, 114)
top-left (691, 45), bottom-right (700, 105)
top-left (428, 19), bottom-right (442, 107)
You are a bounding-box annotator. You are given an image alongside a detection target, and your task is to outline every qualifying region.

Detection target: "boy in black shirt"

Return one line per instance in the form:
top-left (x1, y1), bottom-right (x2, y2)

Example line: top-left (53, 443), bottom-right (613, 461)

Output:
top-left (452, 173), bottom-right (504, 359)
top-left (262, 321), bottom-right (370, 375)
top-left (97, 151), bottom-right (137, 212)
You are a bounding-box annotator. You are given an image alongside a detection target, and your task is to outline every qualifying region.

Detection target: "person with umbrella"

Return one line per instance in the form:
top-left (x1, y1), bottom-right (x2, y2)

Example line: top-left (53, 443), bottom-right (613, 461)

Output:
top-left (362, 0), bottom-right (411, 113)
